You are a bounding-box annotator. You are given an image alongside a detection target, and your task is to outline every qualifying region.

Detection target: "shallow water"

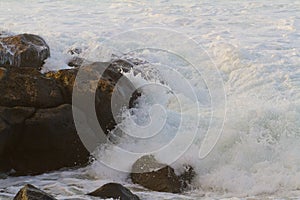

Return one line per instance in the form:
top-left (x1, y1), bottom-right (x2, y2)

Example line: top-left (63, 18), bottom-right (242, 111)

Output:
top-left (0, 0), bottom-right (300, 199)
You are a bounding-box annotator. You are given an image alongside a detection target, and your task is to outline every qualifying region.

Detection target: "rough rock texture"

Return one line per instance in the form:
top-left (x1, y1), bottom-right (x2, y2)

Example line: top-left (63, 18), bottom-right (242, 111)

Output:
top-left (0, 59), bottom-right (139, 175)
top-left (0, 66), bottom-right (64, 108)
top-left (178, 165), bottom-right (196, 190)
top-left (0, 67), bottom-right (7, 80)
top-left (13, 184), bottom-right (57, 200)
top-left (130, 155), bottom-right (196, 193)
top-left (5, 104), bottom-right (90, 175)
top-left (130, 155), bottom-right (181, 193)
top-left (45, 68), bottom-right (78, 103)
top-left (0, 34), bottom-right (50, 69)
top-left (88, 182), bottom-right (140, 200)
top-left (46, 61), bottom-right (137, 134)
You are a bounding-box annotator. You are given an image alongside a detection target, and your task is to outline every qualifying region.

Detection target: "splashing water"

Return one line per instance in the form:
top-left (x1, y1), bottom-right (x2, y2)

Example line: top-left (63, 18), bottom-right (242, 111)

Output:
top-left (0, 0), bottom-right (300, 199)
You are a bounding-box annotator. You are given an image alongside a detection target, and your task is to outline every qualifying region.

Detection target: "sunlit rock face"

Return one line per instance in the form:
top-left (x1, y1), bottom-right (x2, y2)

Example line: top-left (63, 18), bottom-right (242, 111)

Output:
top-left (0, 34), bottom-right (50, 69)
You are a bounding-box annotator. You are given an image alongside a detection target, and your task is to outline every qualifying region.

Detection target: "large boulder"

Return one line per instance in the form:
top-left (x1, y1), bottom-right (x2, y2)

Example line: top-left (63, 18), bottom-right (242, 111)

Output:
top-left (0, 66), bottom-right (64, 108)
top-left (0, 59), bottom-right (139, 175)
top-left (88, 182), bottom-right (140, 200)
top-left (4, 104), bottom-right (90, 175)
top-left (46, 60), bottom-right (137, 134)
top-left (130, 155), bottom-right (195, 193)
top-left (0, 34), bottom-right (50, 69)
top-left (14, 184), bottom-right (57, 200)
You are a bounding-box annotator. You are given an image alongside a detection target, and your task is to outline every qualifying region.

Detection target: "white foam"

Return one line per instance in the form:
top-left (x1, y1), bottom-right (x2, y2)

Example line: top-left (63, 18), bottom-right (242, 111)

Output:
top-left (0, 0), bottom-right (299, 199)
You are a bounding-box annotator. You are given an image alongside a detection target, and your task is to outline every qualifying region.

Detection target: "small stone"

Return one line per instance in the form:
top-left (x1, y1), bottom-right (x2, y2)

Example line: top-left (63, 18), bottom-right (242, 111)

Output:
top-left (13, 184), bottom-right (57, 200)
top-left (130, 155), bottom-right (181, 193)
top-left (88, 182), bottom-right (140, 200)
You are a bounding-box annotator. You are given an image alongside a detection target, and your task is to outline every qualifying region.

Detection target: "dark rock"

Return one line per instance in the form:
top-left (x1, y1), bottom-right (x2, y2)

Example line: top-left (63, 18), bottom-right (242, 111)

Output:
top-left (131, 155), bottom-right (196, 193)
top-left (6, 104), bottom-right (90, 175)
top-left (0, 106), bottom-right (36, 173)
top-left (0, 59), bottom-right (139, 175)
top-left (67, 47), bottom-right (84, 67)
top-left (0, 118), bottom-right (10, 172)
top-left (0, 106), bottom-right (36, 124)
top-left (68, 47), bottom-right (82, 55)
top-left (47, 60), bottom-right (138, 134)
top-left (129, 90), bottom-right (142, 109)
top-left (0, 67), bottom-right (7, 80)
top-left (130, 155), bottom-right (181, 193)
top-left (0, 67), bottom-right (64, 108)
top-left (88, 182), bottom-right (140, 200)
top-left (178, 165), bottom-right (196, 190)
top-left (109, 59), bottom-right (134, 73)
top-left (45, 68), bottom-right (78, 103)
top-left (14, 184), bottom-right (57, 200)
top-left (67, 56), bottom-right (84, 67)
top-left (0, 34), bottom-right (50, 69)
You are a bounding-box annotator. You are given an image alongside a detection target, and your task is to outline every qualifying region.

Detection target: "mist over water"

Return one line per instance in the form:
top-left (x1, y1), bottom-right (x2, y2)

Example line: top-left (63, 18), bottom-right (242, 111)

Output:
top-left (0, 0), bottom-right (299, 199)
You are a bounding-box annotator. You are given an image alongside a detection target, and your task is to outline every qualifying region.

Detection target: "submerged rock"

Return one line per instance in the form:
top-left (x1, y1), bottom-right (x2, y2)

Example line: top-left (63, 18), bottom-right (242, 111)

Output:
top-left (0, 34), bottom-right (50, 69)
top-left (130, 155), bottom-right (195, 193)
top-left (14, 184), bottom-right (57, 200)
top-left (88, 182), bottom-right (140, 200)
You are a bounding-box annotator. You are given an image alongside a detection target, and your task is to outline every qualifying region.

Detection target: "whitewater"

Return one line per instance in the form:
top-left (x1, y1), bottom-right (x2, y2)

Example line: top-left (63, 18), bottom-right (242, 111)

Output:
top-left (1, 0), bottom-right (300, 199)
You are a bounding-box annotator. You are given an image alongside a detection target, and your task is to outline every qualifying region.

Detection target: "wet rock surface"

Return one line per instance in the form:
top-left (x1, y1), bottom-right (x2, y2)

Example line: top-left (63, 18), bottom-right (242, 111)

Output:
top-left (0, 34), bottom-right (50, 69)
top-left (88, 182), bottom-right (140, 200)
top-left (13, 184), bottom-right (57, 200)
top-left (130, 155), bottom-right (195, 193)
top-left (0, 59), bottom-right (138, 175)
top-left (6, 104), bottom-right (90, 175)
top-left (0, 66), bottom-right (64, 108)
top-left (131, 155), bottom-right (181, 193)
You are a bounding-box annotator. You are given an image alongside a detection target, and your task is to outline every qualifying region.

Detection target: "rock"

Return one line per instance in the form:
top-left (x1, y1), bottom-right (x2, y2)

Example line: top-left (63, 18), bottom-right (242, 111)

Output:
top-left (5, 104), bottom-right (90, 175)
top-left (178, 165), bottom-right (196, 190)
top-left (88, 182), bottom-right (140, 200)
top-left (0, 34), bottom-right (50, 69)
top-left (67, 56), bottom-right (84, 67)
top-left (0, 67), bottom-right (7, 80)
top-left (0, 106), bottom-right (36, 124)
top-left (108, 59), bottom-right (134, 73)
top-left (0, 106), bottom-right (36, 173)
top-left (130, 155), bottom-right (181, 193)
top-left (0, 59), bottom-right (139, 175)
top-left (0, 118), bottom-right (11, 172)
top-left (14, 184), bottom-right (57, 200)
top-left (130, 155), bottom-right (196, 193)
top-left (68, 47), bottom-right (82, 55)
top-left (47, 60), bottom-right (138, 134)
top-left (0, 67), bottom-right (64, 108)
top-left (45, 68), bottom-right (78, 103)
top-left (67, 47), bottom-right (85, 67)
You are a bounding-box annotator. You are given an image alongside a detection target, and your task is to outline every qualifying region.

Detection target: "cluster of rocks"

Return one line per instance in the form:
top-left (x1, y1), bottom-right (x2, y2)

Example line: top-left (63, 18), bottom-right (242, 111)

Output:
top-left (12, 155), bottom-right (195, 200)
top-left (14, 183), bottom-right (140, 200)
top-left (0, 33), bottom-right (138, 175)
top-left (0, 33), bottom-right (196, 198)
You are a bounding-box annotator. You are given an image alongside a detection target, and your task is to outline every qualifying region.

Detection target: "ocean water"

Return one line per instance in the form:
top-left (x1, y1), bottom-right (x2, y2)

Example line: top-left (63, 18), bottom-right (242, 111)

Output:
top-left (1, 0), bottom-right (300, 199)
